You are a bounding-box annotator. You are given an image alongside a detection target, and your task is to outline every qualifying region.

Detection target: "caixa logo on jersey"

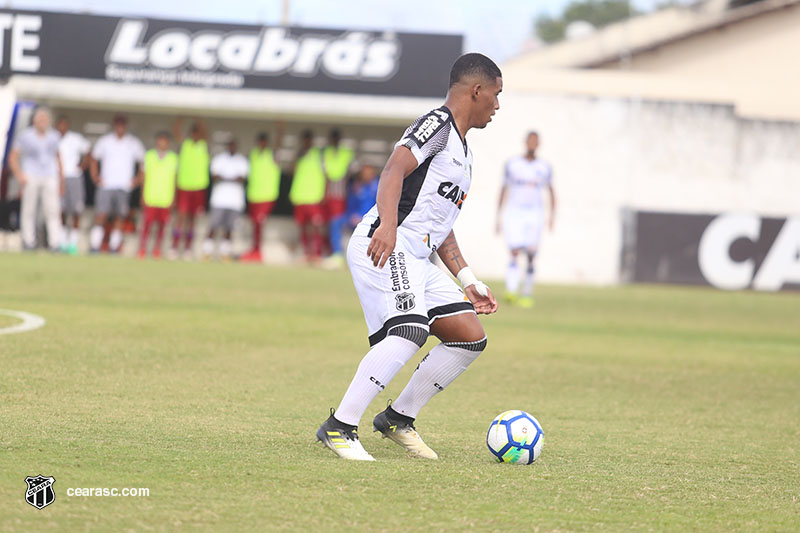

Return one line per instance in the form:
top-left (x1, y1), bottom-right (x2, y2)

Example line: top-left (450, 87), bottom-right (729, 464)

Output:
top-left (437, 182), bottom-right (467, 209)
top-left (698, 213), bottom-right (800, 291)
top-left (105, 20), bottom-right (401, 81)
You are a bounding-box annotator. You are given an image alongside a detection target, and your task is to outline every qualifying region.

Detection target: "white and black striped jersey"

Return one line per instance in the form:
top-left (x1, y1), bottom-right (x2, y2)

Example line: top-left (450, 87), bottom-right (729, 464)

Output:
top-left (354, 106), bottom-right (473, 259)
top-left (503, 155), bottom-right (552, 210)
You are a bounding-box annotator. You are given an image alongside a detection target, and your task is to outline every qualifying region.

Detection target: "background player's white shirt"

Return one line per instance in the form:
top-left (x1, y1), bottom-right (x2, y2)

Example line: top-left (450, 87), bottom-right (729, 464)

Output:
top-left (355, 106), bottom-right (473, 259)
top-left (59, 131), bottom-right (90, 179)
top-left (92, 133), bottom-right (145, 191)
top-left (503, 155), bottom-right (552, 211)
top-left (210, 152), bottom-right (248, 211)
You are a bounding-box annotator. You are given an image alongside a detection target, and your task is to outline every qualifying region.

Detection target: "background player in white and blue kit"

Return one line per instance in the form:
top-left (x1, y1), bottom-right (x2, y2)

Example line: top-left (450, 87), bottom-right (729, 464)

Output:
top-left (496, 131), bottom-right (556, 307)
top-left (316, 53), bottom-right (502, 461)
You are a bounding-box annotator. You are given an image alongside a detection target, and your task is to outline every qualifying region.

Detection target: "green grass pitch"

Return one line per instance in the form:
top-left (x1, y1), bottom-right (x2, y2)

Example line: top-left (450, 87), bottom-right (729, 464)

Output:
top-left (1, 253), bottom-right (798, 530)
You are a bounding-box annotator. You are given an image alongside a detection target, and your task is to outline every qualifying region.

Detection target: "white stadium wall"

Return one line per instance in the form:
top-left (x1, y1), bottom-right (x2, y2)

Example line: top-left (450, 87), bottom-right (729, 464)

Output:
top-left (457, 91), bottom-right (800, 287)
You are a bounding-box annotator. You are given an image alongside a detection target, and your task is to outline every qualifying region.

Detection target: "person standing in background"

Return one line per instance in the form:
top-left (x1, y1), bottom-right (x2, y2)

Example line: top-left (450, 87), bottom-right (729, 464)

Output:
top-left (138, 131), bottom-right (178, 259)
top-left (496, 131), bottom-right (556, 308)
top-left (321, 128), bottom-right (355, 269)
top-left (89, 114), bottom-right (145, 254)
top-left (241, 123), bottom-right (284, 263)
top-left (344, 164), bottom-right (379, 232)
top-left (202, 138), bottom-right (248, 261)
top-left (289, 130), bottom-right (326, 264)
top-left (8, 107), bottom-right (63, 251)
top-left (172, 118), bottom-right (209, 259)
top-left (55, 115), bottom-right (90, 255)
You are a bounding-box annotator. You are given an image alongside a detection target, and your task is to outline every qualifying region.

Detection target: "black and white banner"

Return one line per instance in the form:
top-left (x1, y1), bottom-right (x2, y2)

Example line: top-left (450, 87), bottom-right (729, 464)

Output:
top-left (623, 211), bottom-right (800, 291)
top-left (0, 9), bottom-right (462, 96)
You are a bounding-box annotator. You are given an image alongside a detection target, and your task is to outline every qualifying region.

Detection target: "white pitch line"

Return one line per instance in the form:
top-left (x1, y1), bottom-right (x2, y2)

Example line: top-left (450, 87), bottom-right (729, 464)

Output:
top-left (0, 309), bottom-right (46, 335)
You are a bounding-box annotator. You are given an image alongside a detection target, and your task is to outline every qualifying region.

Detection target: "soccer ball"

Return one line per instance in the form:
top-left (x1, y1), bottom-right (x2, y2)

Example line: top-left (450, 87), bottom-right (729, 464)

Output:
top-left (486, 410), bottom-right (544, 464)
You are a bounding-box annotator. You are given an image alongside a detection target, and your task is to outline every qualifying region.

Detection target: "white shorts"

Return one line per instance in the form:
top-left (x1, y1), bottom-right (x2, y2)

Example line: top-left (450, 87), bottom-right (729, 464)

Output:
top-left (347, 234), bottom-right (475, 346)
top-left (503, 207), bottom-right (543, 251)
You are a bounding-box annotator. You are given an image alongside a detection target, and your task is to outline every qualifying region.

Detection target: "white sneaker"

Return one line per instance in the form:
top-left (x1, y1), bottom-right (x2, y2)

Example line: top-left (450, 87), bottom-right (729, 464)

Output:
top-left (316, 411), bottom-right (376, 461)
top-left (373, 406), bottom-right (438, 460)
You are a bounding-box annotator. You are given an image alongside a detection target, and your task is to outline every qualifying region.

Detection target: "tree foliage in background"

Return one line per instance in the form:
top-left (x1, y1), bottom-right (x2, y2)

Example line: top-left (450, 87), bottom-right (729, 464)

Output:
top-left (535, 0), bottom-right (639, 44)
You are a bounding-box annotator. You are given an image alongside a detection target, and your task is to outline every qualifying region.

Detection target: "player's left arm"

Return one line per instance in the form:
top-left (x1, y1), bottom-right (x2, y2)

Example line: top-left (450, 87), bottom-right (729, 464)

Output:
top-left (79, 137), bottom-right (91, 171)
top-left (56, 152), bottom-right (65, 196)
top-left (547, 181), bottom-right (556, 231)
top-left (437, 230), bottom-right (498, 315)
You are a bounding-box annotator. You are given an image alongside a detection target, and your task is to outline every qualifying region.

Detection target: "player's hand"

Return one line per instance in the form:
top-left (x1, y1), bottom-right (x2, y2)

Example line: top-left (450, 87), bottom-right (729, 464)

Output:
top-left (367, 223), bottom-right (396, 268)
top-left (466, 284), bottom-right (498, 314)
top-left (17, 173), bottom-right (28, 188)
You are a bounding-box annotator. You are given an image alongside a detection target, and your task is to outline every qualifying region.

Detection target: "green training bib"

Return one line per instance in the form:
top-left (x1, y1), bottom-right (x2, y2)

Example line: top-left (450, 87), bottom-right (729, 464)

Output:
top-left (177, 139), bottom-right (209, 191)
top-left (143, 149), bottom-right (178, 208)
top-left (248, 148), bottom-right (281, 203)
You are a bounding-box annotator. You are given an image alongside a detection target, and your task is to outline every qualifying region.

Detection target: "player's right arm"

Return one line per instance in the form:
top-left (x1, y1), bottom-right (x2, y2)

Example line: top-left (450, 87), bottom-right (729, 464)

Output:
top-left (495, 185), bottom-right (507, 234)
top-left (369, 108), bottom-right (451, 267)
top-left (8, 147), bottom-right (27, 188)
top-left (367, 146), bottom-right (418, 268)
top-left (89, 139), bottom-right (103, 187)
top-left (89, 157), bottom-right (100, 186)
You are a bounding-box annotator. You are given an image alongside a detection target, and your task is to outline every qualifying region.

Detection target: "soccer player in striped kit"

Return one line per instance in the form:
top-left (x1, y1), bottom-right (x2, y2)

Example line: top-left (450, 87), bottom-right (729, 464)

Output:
top-left (316, 53), bottom-right (502, 461)
top-left (496, 131), bottom-right (556, 308)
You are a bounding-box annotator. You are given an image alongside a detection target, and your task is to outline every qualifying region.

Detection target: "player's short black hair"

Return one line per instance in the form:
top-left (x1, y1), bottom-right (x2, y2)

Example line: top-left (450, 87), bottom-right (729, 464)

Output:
top-left (329, 128), bottom-right (341, 139)
top-left (155, 130), bottom-right (171, 140)
top-left (256, 132), bottom-right (269, 142)
top-left (449, 53), bottom-right (502, 88)
top-left (56, 114), bottom-right (69, 123)
top-left (300, 129), bottom-right (313, 140)
top-left (528, 130), bottom-right (539, 138)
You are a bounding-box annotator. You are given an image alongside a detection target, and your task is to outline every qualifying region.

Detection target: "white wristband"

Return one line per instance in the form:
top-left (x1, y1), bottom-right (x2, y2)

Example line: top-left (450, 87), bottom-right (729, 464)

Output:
top-left (456, 267), bottom-right (488, 297)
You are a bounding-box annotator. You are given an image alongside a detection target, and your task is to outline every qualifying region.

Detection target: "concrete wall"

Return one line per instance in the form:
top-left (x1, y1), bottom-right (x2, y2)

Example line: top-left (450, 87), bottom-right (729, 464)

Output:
top-left (503, 1), bottom-right (800, 122)
top-left (457, 91), bottom-right (800, 285)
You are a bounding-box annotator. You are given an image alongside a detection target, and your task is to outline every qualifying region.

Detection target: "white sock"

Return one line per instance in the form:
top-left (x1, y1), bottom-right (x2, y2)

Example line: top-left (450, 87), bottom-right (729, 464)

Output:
top-left (505, 260), bottom-right (520, 294)
top-left (523, 266), bottom-right (535, 297)
top-left (69, 228), bottom-right (79, 247)
top-left (109, 229), bottom-right (122, 251)
top-left (220, 239), bottom-right (232, 258)
top-left (334, 334), bottom-right (423, 426)
top-left (202, 238), bottom-right (214, 256)
top-left (392, 340), bottom-right (485, 419)
top-left (90, 225), bottom-right (104, 250)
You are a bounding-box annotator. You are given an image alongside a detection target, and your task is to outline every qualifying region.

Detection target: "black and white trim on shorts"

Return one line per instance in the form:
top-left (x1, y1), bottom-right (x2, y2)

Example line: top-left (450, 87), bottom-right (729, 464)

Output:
top-left (427, 302), bottom-right (476, 324)
top-left (368, 314), bottom-right (429, 347)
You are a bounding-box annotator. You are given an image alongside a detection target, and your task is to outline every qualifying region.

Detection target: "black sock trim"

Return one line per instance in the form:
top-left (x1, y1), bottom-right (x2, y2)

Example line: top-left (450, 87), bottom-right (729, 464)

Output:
top-left (443, 336), bottom-right (487, 352)
top-left (330, 414), bottom-right (357, 432)
top-left (387, 406), bottom-right (415, 425)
